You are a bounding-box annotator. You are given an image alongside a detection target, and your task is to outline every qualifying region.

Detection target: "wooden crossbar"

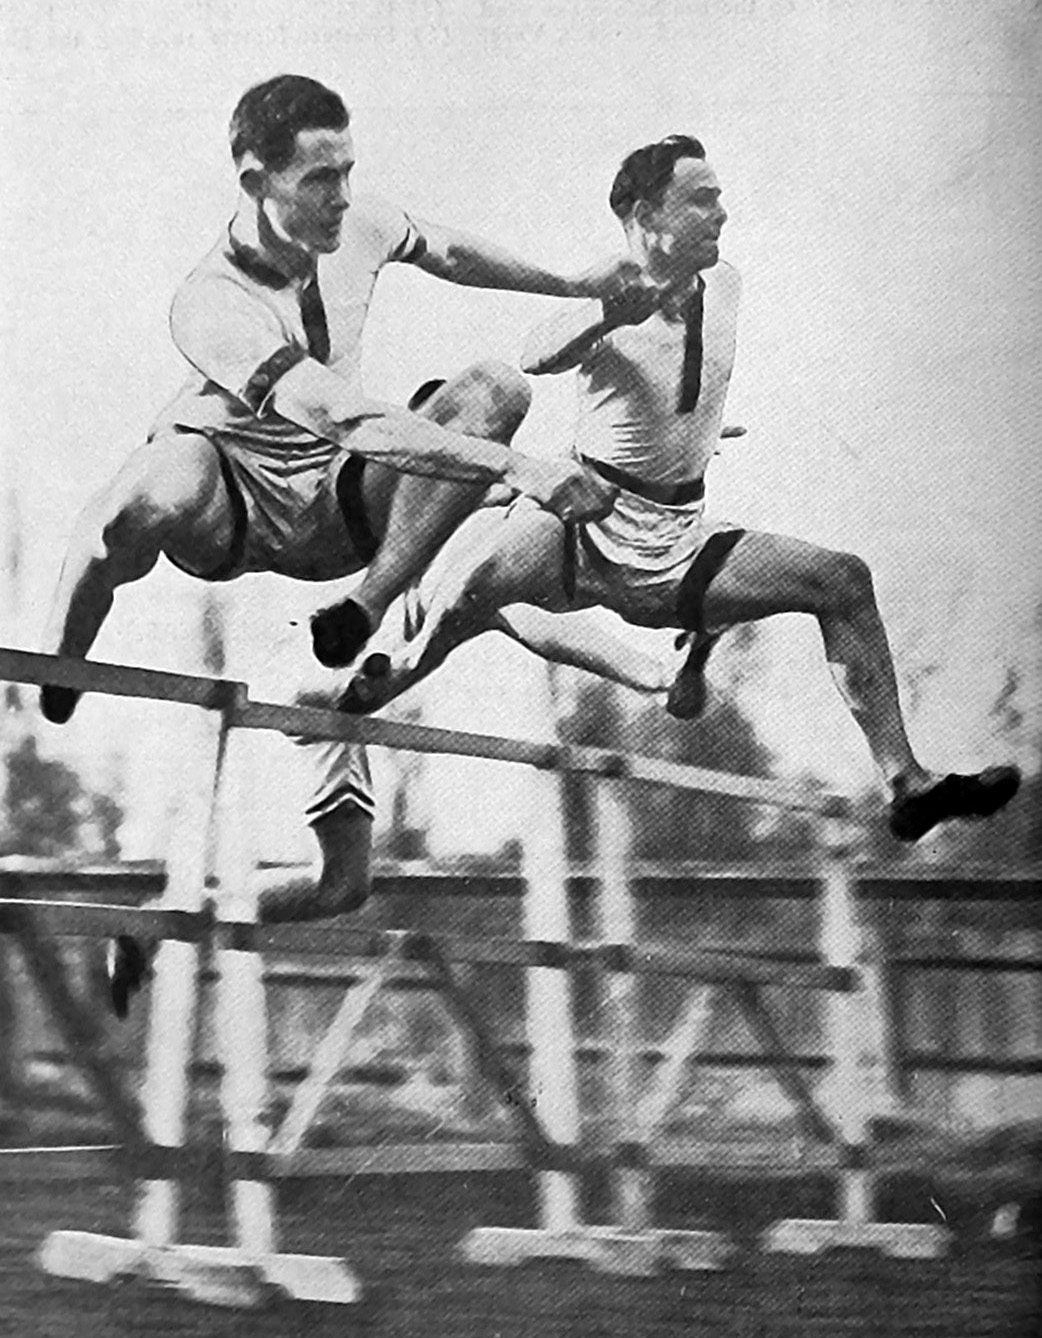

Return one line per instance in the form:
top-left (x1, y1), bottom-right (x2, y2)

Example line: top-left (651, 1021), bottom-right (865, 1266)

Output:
top-left (0, 902), bottom-right (856, 991)
top-left (237, 698), bottom-right (840, 813)
top-left (0, 900), bottom-right (207, 942)
top-left (255, 925), bottom-right (856, 989)
top-left (0, 646), bottom-right (241, 710)
top-left (0, 647), bottom-right (843, 814)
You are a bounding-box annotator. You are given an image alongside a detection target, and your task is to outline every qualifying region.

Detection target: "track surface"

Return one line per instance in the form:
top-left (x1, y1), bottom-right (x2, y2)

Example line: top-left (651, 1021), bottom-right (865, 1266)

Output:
top-left (1, 1174), bottom-right (1038, 1337)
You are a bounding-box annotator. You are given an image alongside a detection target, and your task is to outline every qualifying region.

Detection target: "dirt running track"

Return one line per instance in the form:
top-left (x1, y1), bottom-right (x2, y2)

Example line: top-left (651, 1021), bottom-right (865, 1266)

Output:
top-left (1, 1174), bottom-right (1038, 1337)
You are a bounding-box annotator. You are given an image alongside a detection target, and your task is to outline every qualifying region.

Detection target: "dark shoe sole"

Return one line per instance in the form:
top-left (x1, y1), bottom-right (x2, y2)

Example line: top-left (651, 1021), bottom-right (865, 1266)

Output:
top-left (337, 653), bottom-right (391, 715)
top-left (665, 633), bottom-right (720, 720)
top-left (40, 684), bottom-right (81, 724)
top-left (311, 599), bottom-right (373, 669)
top-left (889, 765), bottom-right (1021, 842)
top-left (106, 934), bottom-right (151, 1020)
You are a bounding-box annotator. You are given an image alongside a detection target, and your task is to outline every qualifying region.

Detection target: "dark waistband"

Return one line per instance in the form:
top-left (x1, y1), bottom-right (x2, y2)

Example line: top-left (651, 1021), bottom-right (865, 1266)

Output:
top-left (581, 456), bottom-right (704, 506)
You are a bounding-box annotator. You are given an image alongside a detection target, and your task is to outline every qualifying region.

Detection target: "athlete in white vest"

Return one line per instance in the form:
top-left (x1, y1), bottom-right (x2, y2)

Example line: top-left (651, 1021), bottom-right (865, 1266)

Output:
top-left (339, 134), bottom-right (1020, 845)
top-left (34, 75), bottom-right (656, 1013)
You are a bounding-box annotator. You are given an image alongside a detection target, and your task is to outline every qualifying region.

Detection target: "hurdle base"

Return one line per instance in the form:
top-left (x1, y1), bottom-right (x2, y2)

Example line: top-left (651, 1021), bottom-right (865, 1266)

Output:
top-left (761, 1218), bottom-right (949, 1260)
top-left (459, 1225), bottom-right (735, 1276)
top-left (39, 1232), bottom-right (363, 1308)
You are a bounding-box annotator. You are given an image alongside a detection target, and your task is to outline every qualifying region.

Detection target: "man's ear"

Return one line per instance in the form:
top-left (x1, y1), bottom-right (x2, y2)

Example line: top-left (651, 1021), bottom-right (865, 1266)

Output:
top-left (632, 198), bottom-right (654, 234)
top-left (632, 198), bottom-right (671, 255)
top-left (237, 150), bottom-right (268, 200)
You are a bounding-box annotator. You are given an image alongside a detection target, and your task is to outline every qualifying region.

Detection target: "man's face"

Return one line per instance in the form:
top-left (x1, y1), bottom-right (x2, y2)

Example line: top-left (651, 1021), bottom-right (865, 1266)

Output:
top-left (261, 126), bottom-right (355, 254)
top-left (641, 156), bottom-right (727, 276)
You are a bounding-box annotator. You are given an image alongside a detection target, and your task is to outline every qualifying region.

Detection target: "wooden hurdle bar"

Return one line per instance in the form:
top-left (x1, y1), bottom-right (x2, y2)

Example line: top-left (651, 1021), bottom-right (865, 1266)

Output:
top-left (0, 647), bottom-right (948, 1307)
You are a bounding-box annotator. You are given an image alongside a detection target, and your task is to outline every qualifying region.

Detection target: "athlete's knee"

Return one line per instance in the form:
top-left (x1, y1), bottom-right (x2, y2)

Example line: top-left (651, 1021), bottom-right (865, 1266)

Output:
top-left (487, 361), bottom-right (532, 438)
top-left (68, 487), bottom-right (161, 579)
top-left (818, 549), bottom-right (876, 613)
top-left (449, 360), bottom-right (532, 441)
top-left (313, 863), bottom-right (371, 915)
top-left (91, 448), bottom-right (215, 553)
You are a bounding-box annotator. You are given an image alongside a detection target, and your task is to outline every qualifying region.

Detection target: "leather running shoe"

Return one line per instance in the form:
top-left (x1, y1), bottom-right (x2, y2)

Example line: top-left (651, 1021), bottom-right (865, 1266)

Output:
top-left (40, 684), bottom-right (81, 724)
top-left (310, 598), bottom-right (372, 669)
top-left (106, 935), bottom-right (152, 1020)
top-left (665, 633), bottom-right (721, 720)
top-left (888, 765), bottom-right (1021, 842)
top-left (338, 653), bottom-right (391, 715)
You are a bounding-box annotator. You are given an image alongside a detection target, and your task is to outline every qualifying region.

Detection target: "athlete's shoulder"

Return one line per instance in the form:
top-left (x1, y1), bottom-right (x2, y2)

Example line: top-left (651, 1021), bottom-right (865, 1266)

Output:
top-left (174, 233), bottom-right (241, 304)
top-left (709, 258), bottom-right (742, 302)
top-left (169, 235), bottom-right (276, 354)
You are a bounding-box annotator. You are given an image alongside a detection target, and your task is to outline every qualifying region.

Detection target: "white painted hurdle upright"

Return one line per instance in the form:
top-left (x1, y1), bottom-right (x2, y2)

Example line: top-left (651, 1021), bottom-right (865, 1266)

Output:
top-left (761, 809), bottom-right (949, 1259)
top-left (459, 750), bottom-right (590, 1267)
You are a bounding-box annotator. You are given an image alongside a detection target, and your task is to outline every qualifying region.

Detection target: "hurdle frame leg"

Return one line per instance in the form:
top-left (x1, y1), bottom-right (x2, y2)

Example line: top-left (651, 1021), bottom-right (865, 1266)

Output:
top-left (458, 757), bottom-right (596, 1269)
top-left (761, 808), bottom-right (949, 1260)
top-left (588, 778), bottom-right (735, 1275)
top-left (39, 695), bottom-right (364, 1307)
top-left (40, 706), bottom-right (225, 1292)
top-left (163, 705), bottom-right (362, 1307)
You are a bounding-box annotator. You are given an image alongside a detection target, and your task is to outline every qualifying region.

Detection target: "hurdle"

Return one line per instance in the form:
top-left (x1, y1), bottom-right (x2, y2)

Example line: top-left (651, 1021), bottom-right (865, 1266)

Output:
top-left (0, 647), bottom-right (948, 1308)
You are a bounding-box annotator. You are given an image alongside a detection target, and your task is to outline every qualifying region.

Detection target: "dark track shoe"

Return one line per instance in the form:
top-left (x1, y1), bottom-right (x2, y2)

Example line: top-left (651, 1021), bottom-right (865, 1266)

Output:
top-left (106, 934), bottom-right (152, 1020)
top-left (337, 653), bottom-right (391, 715)
top-left (40, 684), bottom-right (81, 724)
top-left (665, 632), bottom-right (721, 720)
top-left (888, 765), bottom-right (1022, 843)
top-left (310, 598), bottom-right (373, 669)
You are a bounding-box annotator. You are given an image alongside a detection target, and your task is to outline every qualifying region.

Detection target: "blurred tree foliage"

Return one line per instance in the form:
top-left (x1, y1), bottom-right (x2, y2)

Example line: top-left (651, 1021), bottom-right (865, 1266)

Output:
top-left (557, 663), bottom-right (813, 865)
top-left (1, 729), bottom-right (122, 861)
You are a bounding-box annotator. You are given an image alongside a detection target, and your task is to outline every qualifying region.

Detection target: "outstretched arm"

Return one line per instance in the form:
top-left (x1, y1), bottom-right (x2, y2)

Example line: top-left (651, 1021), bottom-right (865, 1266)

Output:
top-left (270, 367), bottom-right (613, 518)
top-left (414, 220), bottom-right (642, 300)
top-left (521, 283), bottom-right (660, 375)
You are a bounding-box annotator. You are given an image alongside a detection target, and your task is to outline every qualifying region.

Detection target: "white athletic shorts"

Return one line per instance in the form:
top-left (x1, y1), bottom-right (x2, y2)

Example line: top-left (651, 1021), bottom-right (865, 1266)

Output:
top-left (570, 487), bottom-right (745, 632)
top-left (251, 627), bottom-right (375, 826)
top-left (160, 428), bottom-right (379, 584)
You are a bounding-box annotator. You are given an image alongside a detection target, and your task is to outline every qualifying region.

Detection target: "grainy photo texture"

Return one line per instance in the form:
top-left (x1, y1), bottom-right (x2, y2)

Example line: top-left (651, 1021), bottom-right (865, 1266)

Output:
top-left (1, 2), bottom-right (1040, 1335)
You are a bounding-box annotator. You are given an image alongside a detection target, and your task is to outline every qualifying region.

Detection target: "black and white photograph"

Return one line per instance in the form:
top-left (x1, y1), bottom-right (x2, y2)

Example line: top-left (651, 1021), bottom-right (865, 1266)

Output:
top-left (1, 2), bottom-right (1040, 1333)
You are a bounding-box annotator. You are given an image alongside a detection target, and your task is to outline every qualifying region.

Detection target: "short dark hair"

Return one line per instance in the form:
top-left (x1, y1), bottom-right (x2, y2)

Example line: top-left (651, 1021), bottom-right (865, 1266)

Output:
top-left (229, 75), bottom-right (350, 171)
top-left (609, 135), bottom-right (706, 220)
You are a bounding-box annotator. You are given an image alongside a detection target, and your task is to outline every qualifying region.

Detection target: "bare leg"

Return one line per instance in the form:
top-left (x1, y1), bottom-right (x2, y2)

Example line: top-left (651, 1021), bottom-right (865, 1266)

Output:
top-left (309, 361), bottom-right (531, 667)
top-left (339, 503), bottom-right (570, 712)
top-left (109, 804), bottom-right (373, 1018)
top-left (701, 531), bottom-right (926, 786)
top-left (39, 433), bottom-right (237, 721)
top-left (699, 531), bottom-right (1020, 838)
top-left (250, 805), bottom-right (373, 922)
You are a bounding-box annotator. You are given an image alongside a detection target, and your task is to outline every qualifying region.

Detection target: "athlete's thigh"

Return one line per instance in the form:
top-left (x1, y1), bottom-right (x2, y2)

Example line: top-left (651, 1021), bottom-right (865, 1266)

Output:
top-left (355, 456), bottom-right (398, 539)
top-left (419, 501), bottom-right (569, 615)
top-left (356, 450), bottom-right (497, 547)
top-left (701, 529), bottom-right (836, 624)
top-left (98, 431), bottom-right (237, 568)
